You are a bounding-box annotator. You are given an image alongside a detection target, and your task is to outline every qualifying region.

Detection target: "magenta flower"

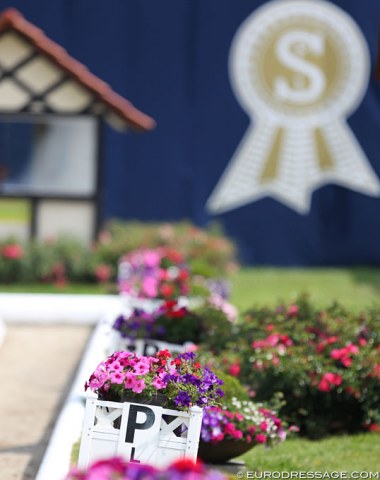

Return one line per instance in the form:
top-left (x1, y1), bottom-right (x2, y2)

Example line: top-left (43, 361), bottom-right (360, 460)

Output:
top-left (142, 276), bottom-right (158, 297)
top-left (256, 433), bottom-right (267, 443)
top-left (152, 376), bottom-right (166, 389)
top-left (124, 373), bottom-right (137, 389)
top-left (133, 361), bottom-right (150, 375)
top-left (110, 372), bottom-right (124, 384)
top-left (132, 379), bottom-right (146, 393)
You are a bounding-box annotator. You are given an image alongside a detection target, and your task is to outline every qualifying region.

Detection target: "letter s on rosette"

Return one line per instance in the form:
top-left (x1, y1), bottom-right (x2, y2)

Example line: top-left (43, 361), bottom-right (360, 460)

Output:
top-left (207, 0), bottom-right (380, 214)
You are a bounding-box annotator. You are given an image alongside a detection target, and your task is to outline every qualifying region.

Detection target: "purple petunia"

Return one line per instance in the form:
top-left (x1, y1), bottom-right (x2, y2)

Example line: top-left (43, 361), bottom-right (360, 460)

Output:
top-left (174, 391), bottom-right (192, 407)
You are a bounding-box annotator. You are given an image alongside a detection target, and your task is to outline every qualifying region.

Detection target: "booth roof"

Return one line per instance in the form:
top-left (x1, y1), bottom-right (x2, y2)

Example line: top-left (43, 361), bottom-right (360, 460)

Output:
top-left (0, 8), bottom-right (156, 132)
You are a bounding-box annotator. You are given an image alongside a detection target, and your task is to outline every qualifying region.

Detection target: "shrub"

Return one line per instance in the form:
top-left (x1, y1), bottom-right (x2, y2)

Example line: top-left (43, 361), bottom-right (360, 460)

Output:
top-left (95, 220), bottom-right (238, 279)
top-left (203, 295), bottom-right (380, 438)
top-left (0, 220), bottom-right (237, 286)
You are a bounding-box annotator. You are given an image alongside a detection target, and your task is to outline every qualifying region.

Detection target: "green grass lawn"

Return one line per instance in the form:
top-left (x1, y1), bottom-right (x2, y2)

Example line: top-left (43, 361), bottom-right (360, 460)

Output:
top-left (2, 267), bottom-right (380, 311)
top-left (70, 433), bottom-right (380, 473)
top-left (0, 199), bottom-right (30, 222)
top-left (230, 267), bottom-right (380, 312)
top-left (241, 433), bottom-right (380, 473)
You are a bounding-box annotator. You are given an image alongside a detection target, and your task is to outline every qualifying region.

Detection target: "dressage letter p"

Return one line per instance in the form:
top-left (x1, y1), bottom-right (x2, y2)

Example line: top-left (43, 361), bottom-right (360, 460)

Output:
top-left (125, 405), bottom-right (155, 443)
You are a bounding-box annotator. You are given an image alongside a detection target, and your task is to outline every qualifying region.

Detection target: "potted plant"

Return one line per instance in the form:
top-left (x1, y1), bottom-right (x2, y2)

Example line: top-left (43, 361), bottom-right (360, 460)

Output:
top-left (111, 299), bottom-right (236, 354)
top-left (84, 350), bottom-right (224, 410)
top-left (118, 247), bottom-right (190, 306)
top-left (79, 351), bottom-right (224, 469)
top-left (199, 399), bottom-right (287, 463)
top-left (197, 372), bottom-right (288, 463)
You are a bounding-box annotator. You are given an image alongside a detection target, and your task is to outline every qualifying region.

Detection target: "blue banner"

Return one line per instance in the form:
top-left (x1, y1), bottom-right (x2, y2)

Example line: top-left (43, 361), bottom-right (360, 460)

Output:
top-left (1, 0), bottom-right (380, 265)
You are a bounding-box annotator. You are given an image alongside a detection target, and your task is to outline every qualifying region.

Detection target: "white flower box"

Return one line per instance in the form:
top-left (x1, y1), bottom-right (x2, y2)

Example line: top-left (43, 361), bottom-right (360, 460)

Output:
top-left (78, 397), bottom-right (203, 469)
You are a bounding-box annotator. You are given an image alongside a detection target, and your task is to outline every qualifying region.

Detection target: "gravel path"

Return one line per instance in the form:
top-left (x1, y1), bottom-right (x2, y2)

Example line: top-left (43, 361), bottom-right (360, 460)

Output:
top-left (0, 325), bottom-right (91, 480)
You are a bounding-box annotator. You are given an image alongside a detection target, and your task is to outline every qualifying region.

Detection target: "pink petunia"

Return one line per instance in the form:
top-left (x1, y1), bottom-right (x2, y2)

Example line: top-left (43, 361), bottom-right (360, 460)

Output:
top-left (109, 361), bottom-right (123, 372)
top-left (133, 361), bottom-right (150, 375)
top-left (143, 250), bottom-right (161, 268)
top-left (152, 376), bottom-right (166, 389)
top-left (110, 372), bottom-right (124, 384)
top-left (260, 421), bottom-right (268, 432)
top-left (132, 379), bottom-right (146, 393)
top-left (255, 433), bottom-right (267, 444)
top-left (142, 277), bottom-right (158, 298)
top-left (124, 373), bottom-right (137, 389)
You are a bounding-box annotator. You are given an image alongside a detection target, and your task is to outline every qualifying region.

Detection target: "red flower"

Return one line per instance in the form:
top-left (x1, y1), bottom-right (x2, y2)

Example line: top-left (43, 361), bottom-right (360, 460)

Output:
top-left (169, 458), bottom-right (203, 473)
top-left (318, 372), bottom-right (343, 392)
top-left (157, 349), bottom-right (171, 359)
top-left (163, 248), bottom-right (184, 264)
top-left (2, 243), bottom-right (23, 259)
top-left (260, 421), bottom-right (268, 432)
top-left (316, 336), bottom-right (339, 353)
top-left (330, 344), bottom-right (359, 368)
top-left (371, 365), bottom-right (380, 379)
top-left (228, 363), bottom-right (241, 377)
top-left (368, 423), bottom-right (380, 433)
top-left (286, 304), bottom-right (299, 317)
top-left (160, 283), bottom-right (174, 298)
top-left (95, 264), bottom-right (112, 283)
top-left (178, 269), bottom-right (190, 281)
top-left (255, 433), bottom-right (267, 443)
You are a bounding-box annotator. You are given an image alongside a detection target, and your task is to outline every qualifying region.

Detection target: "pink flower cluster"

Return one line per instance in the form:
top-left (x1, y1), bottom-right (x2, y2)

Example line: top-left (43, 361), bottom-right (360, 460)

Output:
top-left (330, 343), bottom-right (359, 368)
top-left (84, 351), bottom-right (167, 398)
top-left (118, 247), bottom-right (190, 299)
top-left (208, 294), bottom-right (238, 323)
top-left (201, 399), bottom-right (286, 447)
top-left (317, 372), bottom-right (343, 392)
top-left (84, 350), bottom-right (224, 410)
top-left (1, 243), bottom-right (23, 259)
top-left (251, 333), bottom-right (293, 352)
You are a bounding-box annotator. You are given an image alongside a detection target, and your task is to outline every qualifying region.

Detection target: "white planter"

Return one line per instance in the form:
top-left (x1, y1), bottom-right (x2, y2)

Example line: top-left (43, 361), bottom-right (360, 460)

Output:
top-left (78, 397), bottom-right (203, 469)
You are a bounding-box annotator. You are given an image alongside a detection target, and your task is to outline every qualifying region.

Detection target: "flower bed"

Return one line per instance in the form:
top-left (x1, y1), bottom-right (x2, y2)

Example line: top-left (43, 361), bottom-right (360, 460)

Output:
top-left (0, 220), bottom-right (238, 286)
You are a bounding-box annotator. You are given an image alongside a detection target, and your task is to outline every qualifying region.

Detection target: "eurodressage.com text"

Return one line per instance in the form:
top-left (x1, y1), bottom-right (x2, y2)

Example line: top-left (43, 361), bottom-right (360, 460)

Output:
top-left (239, 472), bottom-right (380, 479)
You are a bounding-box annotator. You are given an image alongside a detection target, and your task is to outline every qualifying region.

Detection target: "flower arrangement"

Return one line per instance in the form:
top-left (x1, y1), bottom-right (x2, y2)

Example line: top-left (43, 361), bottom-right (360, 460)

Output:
top-left (66, 457), bottom-right (226, 480)
top-left (201, 398), bottom-right (286, 446)
top-left (112, 299), bottom-right (236, 349)
top-left (84, 350), bottom-right (224, 410)
top-left (118, 247), bottom-right (190, 299)
top-left (112, 301), bottom-right (201, 344)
